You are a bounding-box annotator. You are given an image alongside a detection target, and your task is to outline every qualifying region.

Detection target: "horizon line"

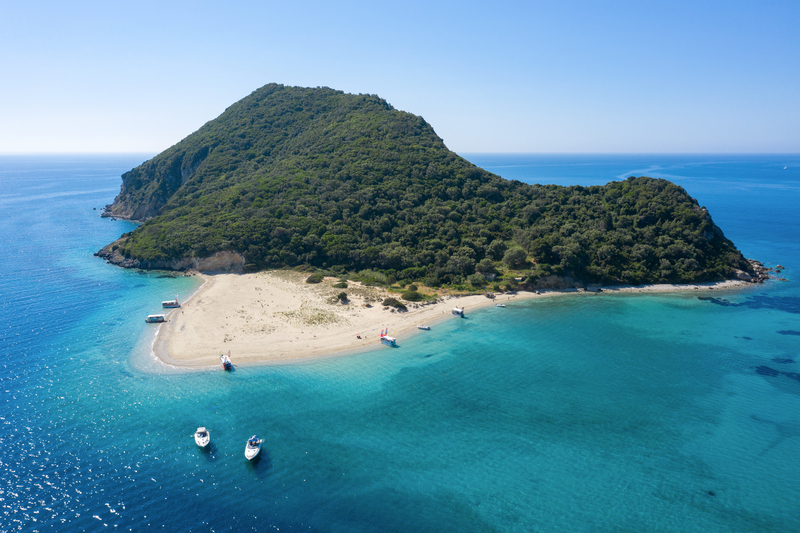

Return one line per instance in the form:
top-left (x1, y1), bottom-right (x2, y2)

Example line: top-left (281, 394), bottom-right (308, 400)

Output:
top-left (1, 151), bottom-right (799, 157)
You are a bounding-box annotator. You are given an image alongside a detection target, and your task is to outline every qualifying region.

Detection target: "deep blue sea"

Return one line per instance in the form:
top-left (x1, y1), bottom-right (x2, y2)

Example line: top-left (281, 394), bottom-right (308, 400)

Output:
top-left (1, 153), bottom-right (799, 532)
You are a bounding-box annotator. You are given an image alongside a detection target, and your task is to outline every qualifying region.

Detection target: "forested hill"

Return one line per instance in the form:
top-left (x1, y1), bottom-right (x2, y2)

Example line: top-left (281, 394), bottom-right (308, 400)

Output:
top-left (99, 83), bottom-right (756, 286)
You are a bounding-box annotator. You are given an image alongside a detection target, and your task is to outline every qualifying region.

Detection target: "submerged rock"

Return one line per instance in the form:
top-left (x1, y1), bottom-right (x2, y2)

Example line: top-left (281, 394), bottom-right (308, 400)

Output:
top-left (756, 366), bottom-right (779, 377)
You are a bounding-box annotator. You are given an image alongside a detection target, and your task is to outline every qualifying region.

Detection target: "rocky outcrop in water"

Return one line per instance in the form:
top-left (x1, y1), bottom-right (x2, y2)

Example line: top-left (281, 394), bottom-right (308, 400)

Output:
top-left (746, 260), bottom-right (772, 283)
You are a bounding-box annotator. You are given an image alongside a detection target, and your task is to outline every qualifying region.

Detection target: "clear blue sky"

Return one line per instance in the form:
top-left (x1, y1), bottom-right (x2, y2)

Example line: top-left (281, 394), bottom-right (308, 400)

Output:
top-left (1, 0), bottom-right (798, 153)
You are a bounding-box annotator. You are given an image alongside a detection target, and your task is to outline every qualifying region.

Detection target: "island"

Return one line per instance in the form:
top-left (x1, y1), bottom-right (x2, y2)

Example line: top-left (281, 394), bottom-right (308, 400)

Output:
top-left (95, 83), bottom-right (767, 366)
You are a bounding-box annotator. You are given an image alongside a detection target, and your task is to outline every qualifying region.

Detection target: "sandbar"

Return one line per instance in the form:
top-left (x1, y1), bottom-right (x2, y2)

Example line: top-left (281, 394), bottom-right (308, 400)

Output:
top-left (151, 270), bottom-right (751, 368)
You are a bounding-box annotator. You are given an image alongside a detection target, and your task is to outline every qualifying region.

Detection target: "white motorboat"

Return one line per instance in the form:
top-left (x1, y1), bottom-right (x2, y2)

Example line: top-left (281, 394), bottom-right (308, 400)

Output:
top-left (495, 303), bottom-right (506, 308)
top-left (245, 435), bottom-right (262, 460)
top-left (194, 427), bottom-right (210, 448)
top-left (220, 351), bottom-right (232, 370)
top-left (417, 325), bottom-right (430, 330)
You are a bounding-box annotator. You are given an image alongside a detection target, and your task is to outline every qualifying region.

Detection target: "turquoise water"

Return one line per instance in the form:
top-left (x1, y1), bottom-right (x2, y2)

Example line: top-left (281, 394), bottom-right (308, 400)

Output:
top-left (1, 154), bottom-right (799, 532)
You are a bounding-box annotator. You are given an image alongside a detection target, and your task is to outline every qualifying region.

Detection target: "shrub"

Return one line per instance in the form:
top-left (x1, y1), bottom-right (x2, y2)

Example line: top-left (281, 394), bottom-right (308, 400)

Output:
top-left (332, 281), bottom-right (348, 288)
top-left (501, 280), bottom-right (518, 292)
top-left (407, 283), bottom-right (418, 291)
top-left (423, 276), bottom-right (440, 288)
top-left (382, 297), bottom-right (407, 311)
top-left (467, 273), bottom-right (486, 288)
top-left (358, 269), bottom-right (388, 285)
top-left (306, 273), bottom-right (325, 283)
top-left (337, 292), bottom-right (348, 302)
top-left (401, 290), bottom-right (424, 301)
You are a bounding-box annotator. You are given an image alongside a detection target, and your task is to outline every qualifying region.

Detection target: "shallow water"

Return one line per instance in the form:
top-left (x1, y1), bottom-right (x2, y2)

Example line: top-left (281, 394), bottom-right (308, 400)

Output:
top-left (1, 154), bottom-right (798, 532)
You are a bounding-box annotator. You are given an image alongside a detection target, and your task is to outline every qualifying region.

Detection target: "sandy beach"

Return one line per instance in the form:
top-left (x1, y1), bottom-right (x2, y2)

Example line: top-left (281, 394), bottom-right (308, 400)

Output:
top-left (151, 270), bottom-right (751, 368)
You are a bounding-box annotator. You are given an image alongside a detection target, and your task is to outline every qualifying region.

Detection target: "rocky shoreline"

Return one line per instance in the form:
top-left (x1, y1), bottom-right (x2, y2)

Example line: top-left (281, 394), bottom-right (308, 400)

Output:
top-left (742, 259), bottom-right (773, 283)
top-left (95, 240), bottom-right (246, 272)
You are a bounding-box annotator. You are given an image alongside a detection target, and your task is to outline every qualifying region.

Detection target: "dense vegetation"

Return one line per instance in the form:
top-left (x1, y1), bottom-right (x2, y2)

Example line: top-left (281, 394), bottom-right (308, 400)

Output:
top-left (103, 84), bottom-right (753, 286)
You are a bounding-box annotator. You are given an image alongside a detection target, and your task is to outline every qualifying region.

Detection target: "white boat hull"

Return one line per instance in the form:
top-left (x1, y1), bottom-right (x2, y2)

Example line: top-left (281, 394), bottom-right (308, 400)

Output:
top-left (380, 336), bottom-right (397, 346)
top-left (194, 428), bottom-right (210, 447)
top-left (245, 440), bottom-right (262, 460)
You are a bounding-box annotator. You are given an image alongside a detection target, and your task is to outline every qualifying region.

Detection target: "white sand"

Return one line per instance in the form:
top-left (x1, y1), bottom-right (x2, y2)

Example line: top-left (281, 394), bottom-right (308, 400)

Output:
top-left (152, 271), bottom-right (750, 368)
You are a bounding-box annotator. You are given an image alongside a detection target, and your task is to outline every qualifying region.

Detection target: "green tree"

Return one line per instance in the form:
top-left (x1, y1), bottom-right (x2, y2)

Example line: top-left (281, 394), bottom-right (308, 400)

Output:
top-left (468, 273), bottom-right (486, 288)
top-left (503, 247), bottom-right (527, 269)
top-left (475, 258), bottom-right (496, 274)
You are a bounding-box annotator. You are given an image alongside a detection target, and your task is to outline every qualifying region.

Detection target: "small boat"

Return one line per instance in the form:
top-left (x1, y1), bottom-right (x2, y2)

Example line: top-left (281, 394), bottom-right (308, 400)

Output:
top-left (220, 351), bottom-right (232, 370)
top-left (162, 294), bottom-right (180, 308)
top-left (379, 328), bottom-right (397, 346)
top-left (380, 335), bottom-right (397, 346)
top-left (194, 427), bottom-right (210, 448)
top-left (145, 314), bottom-right (166, 323)
top-left (417, 325), bottom-right (430, 330)
top-left (495, 303), bottom-right (506, 308)
top-left (245, 435), bottom-right (262, 460)
top-left (452, 307), bottom-right (465, 317)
